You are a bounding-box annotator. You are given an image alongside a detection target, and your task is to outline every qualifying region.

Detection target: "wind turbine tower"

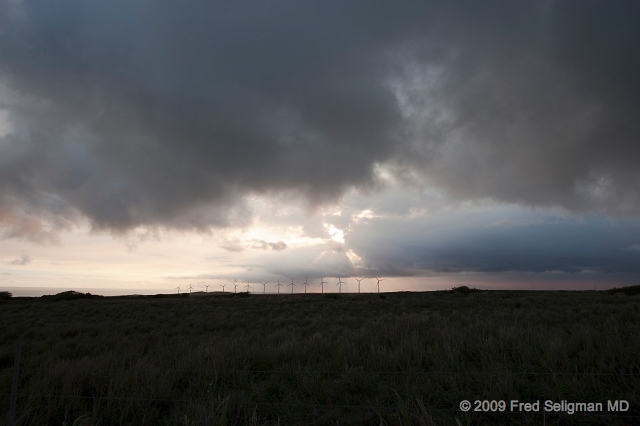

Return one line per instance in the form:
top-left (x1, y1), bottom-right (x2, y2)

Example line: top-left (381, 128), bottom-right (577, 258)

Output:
top-left (260, 281), bottom-right (268, 294)
top-left (175, 284), bottom-right (181, 294)
top-left (188, 284), bottom-right (194, 294)
top-left (233, 282), bottom-right (239, 293)
top-left (204, 283), bottom-right (210, 292)
top-left (336, 277), bottom-right (344, 293)
top-left (276, 279), bottom-right (284, 294)
top-left (220, 282), bottom-right (228, 292)
top-left (319, 277), bottom-right (326, 294)
top-left (301, 277), bottom-right (309, 293)
top-left (245, 281), bottom-right (251, 293)
top-left (375, 277), bottom-right (385, 294)
top-left (289, 278), bottom-right (297, 294)
top-left (354, 277), bottom-right (364, 294)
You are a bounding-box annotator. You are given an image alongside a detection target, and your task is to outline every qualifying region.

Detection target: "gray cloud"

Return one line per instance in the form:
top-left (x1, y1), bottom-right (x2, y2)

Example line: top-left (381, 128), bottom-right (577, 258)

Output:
top-left (267, 241), bottom-right (287, 251)
top-left (0, 0), bottom-right (639, 240)
top-left (220, 239), bottom-right (287, 252)
top-left (220, 241), bottom-right (246, 253)
top-left (0, 195), bottom-right (74, 243)
top-left (9, 253), bottom-right (32, 265)
top-left (250, 240), bottom-right (288, 251)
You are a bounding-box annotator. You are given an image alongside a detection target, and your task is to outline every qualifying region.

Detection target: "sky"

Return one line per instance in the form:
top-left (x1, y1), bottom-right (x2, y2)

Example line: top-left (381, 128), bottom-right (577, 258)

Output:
top-left (1, 0), bottom-right (639, 295)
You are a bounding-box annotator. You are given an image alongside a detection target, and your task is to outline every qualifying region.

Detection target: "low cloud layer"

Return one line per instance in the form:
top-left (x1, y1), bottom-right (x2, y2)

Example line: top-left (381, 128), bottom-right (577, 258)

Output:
top-left (191, 194), bottom-right (640, 281)
top-left (349, 214), bottom-right (640, 276)
top-left (0, 0), bottom-right (639, 243)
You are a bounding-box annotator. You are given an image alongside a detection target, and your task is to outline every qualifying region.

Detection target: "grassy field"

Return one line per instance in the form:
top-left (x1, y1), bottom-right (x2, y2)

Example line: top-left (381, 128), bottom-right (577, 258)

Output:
top-left (1, 289), bottom-right (639, 425)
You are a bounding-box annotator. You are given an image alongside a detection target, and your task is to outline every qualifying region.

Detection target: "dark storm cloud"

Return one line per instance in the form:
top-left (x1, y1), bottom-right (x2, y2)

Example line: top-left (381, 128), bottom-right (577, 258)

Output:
top-left (0, 0), bottom-right (639, 237)
top-left (347, 212), bottom-right (640, 275)
top-left (392, 2), bottom-right (640, 216)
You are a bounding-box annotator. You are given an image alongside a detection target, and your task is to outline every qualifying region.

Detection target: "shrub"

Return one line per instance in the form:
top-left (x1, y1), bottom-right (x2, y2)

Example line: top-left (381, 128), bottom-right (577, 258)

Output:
top-left (0, 291), bottom-right (12, 300)
top-left (449, 285), bottom-right (480, 295)
top-left (607, 284), bottom-right (640, 296)
top-left (41, 291), bottom-right (102, 301)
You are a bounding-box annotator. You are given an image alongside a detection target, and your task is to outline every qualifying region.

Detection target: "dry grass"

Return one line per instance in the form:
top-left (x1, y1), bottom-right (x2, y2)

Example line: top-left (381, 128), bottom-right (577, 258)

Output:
top-left (0, 290), bottom-right (639, 425)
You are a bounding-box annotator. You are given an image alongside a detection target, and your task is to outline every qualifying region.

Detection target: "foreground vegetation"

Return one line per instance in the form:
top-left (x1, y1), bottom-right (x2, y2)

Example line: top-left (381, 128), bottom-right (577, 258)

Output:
top-left (1, 289), bottom-right (639, 425)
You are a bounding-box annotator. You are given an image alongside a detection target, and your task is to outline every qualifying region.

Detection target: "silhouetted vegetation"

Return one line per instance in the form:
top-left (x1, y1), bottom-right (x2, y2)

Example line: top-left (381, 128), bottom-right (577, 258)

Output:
top-left (0, 291), bottom-right (12, 300)
top-left (449, 285), bottom-right (480, 295)
top-left (0, 291), bottom-right (638, 425)
top-left (121, 292), bottom-right (190, 299)
top-left (607, 284), bottom-right (640, 296)
top-left (40, 291), bottom-right (103, 302)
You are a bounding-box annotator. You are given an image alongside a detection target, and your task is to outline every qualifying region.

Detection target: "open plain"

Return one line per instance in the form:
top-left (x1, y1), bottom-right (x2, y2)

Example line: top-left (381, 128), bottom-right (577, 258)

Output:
top-left (1, 289), bottom-right (639, 426)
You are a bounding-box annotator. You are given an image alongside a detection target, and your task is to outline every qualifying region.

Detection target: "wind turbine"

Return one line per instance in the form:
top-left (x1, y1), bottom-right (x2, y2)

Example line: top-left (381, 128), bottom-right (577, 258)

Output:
top-left (233, 282), bottom-right (239, 293)
top-left (336, 277), bottom-right (344, 293)
top-left (220, 282), bottom-right (228, 292)
top-left (260, 281), bottom-right (268, 294)
top-left (175, 284), bottom-right (181, 294)
top-left (375, 277), bottom-right (385, 293)
top-left (319, 277), bottom-right (326, 294)
top-left (245, 281), bottom-right (251, 293)
top-left (354, 277), bottom-right (364, 294)
top-left (289, 278), bottom-right (297, 294)
top-left (204, 283), bottom-right (210, 292)
top-left (188, 284), bottom-right (194, 294)
top-left (301, 277), bottom-right (309, 293)
top-left (275, 279), bottom-right (284, 294)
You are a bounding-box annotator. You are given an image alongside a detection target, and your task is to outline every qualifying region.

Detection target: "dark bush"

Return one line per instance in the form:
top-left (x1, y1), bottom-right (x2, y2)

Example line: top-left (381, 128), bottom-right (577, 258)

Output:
top-left (41, 291), bottom-right (103, 301)
top-left (121, 293), bottom-right (188, 299)
top-left (449, 285), bottom-right (480, 295)
top-left (607, 284), bottom-right (640, 296)
top-left (0, 291), bottom-right (12, 300)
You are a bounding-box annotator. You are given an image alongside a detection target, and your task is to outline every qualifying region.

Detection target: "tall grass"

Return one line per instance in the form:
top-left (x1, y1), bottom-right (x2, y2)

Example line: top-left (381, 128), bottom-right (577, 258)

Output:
top-left (0, 291), bottom-right (638, 425)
